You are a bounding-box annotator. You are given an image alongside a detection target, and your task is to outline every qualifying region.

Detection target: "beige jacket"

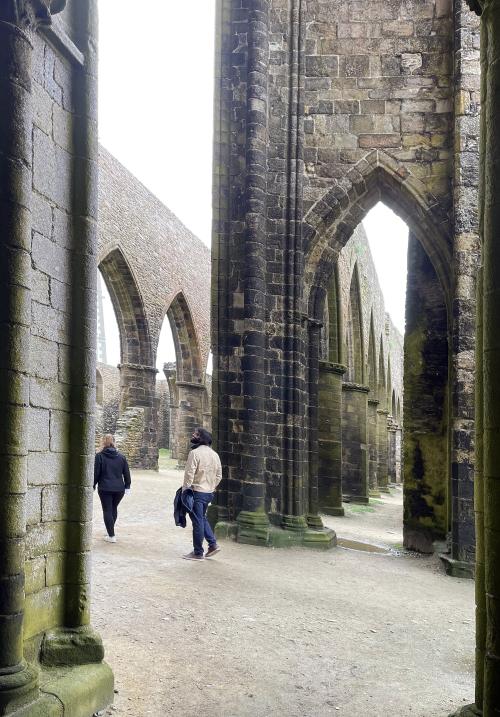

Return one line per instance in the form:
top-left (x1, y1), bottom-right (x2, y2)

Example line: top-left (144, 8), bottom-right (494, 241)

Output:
top-left (182, 445), bottom-right (223, 493)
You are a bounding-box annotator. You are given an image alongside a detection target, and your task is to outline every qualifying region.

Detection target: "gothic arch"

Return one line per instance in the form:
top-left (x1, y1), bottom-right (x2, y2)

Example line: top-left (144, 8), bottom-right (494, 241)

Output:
top-left (99, 247), bottom-right (153, 367)
top-left (304, 150), bottom-right (452, 307)
top-left (166, 292), bottom-right (203, 384)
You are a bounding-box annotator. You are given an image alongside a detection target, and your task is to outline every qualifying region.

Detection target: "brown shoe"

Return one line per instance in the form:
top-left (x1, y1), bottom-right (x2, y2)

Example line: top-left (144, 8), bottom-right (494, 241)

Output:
top-left (183, 551), bottom-right (204, 560)
top-left (206, 544), bottom-right (221, 558)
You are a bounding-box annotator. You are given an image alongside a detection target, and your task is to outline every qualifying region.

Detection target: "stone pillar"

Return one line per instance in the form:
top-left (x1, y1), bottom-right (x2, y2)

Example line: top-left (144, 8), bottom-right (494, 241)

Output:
top-left (451, 4), bottom-right (500, 714)
top-left (447, 0), bottom-right (481, 579)
top-left (341, 383), bottom-right (369, 504)
top-left (317, 362), bottom-right (346, 516)
top-left (118, 362), bottom-right (158, 469)
top-left (376, 408), bottom-right (390, 493)
top-left (403, 235), bottom-right (449, 554)
top-left (175, 382), bottom-right (207, 468)
top-left (368, 398), bottom-right (380, 495)
top-left (395, 426), bottom-right (403, 483)
top-left (475, 2), bottom-right (500, 711)
top-left (0, 7), bottom-right (40, 711)
top-left (387, 417), bottom-right (397, 484)
top-left (165, 366), bottom-right (179, 459)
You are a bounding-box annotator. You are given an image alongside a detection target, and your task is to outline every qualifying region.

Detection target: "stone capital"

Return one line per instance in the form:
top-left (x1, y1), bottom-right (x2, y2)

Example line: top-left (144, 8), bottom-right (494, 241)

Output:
top-left (2, 0), bottom-right (66, 30)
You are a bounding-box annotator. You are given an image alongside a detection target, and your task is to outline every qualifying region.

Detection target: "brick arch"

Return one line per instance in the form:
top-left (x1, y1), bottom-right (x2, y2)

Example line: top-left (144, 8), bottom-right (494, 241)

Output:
top-left (99, 247), bottom-right (152, 367)
top-left (304, 150), bottom-right (453, 306)
top-left (166, 292), bottom-right (203, 384)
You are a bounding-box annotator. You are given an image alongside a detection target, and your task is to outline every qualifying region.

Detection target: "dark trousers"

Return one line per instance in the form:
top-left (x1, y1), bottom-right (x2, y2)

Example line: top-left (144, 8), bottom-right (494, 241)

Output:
top-left (189, 491), bottom-right (216, 556)
top-left (98, 490), bottom-right (124, 537)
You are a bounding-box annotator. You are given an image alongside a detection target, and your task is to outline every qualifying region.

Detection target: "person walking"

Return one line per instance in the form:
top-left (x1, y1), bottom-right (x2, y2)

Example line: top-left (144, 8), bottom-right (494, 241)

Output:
top-left (94, 434), bottom-right (131, 543)
top-left (182, 427), bottom-right (222, 560)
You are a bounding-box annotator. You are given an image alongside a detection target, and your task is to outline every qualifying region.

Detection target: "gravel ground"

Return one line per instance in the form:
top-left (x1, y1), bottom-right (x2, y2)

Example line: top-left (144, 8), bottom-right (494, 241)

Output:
top-left (92, 471), bottom-right (474, 717)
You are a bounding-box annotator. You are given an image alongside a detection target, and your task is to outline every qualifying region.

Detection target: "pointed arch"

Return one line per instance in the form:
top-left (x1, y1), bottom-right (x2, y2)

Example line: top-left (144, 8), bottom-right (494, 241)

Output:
top-left (304, 150), bottom-right (452, 309)
top-left (166, 292), bottom-right (203, 384)
top-left (366, 312), bottom-right (377, 392)
top-left (345, 263), bottom-right (364, 383)
top-left (99, 247), bottom-right (152, 366)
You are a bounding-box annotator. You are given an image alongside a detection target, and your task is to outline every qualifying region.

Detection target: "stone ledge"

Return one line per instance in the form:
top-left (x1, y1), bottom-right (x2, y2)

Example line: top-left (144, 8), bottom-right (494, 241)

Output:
top-left (439, 554), bottom-right (475, 580)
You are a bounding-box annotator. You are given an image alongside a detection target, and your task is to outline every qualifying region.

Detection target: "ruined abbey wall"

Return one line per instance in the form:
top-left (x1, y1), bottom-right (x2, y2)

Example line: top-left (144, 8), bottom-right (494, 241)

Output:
top-left (97, 148), bottom-right (212, 468)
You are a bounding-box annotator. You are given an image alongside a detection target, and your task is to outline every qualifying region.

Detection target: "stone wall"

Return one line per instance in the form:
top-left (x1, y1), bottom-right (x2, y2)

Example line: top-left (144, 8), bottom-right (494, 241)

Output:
top-left (0, 2), bottom-right (113, 714)
top-left (212, 0), bottom-right (479, 566)
top-left (97, 149), bottom-right (212, 468)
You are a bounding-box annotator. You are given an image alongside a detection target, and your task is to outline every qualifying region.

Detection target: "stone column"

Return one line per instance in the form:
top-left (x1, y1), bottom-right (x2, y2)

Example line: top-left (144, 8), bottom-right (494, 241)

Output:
top-left (395, 426), bottom-right (403, 483)
top-left (376, 408), bottom-right (390, 493)
top-left (174, 382), bottom-right (207, 468)
top-left (451, 4), bottom-right (500, 714)
top-left (368, 398), bottom-right (380, 495)
top-left (318, 362), bottom-right (346, 515)
top-left (387, 417), bottom-right (397, 484)
top-left (448, 0), bottom-right (481, 579)
top-left (341, 383), bottom-right (370, 504)
top-left (479, 2), bottom-right (500, 711)
top-left (118, 362), bottom-right (158, 469)
top-left (0, 6), bottom-right (40, 711)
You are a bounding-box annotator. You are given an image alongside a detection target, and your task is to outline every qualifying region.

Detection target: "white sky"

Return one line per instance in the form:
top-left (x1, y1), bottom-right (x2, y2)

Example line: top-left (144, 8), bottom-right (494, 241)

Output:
top-left (363, 203), bottom-right (408, 334)
top-left (97, 0), bottom-right (408, 369)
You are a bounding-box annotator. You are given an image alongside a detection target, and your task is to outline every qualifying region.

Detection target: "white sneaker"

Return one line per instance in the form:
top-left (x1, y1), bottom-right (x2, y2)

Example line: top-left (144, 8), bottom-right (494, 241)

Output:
top-left (104, 536), bottom-right (116, 543)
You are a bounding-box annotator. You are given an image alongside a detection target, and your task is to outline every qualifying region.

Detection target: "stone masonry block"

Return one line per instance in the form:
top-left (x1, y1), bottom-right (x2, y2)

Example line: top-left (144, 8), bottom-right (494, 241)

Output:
top-left (306, 55), bottom-right (339, 77)
top-left (28, 407), bottom-right (50, 452)
top-left (28, 451), bottom-right (67, 486)
top-left (30, 336), bottom-right (59, 381)
top-left (30, 377), bottom-right (71, 411)
top-left (26, 487), bottom-right (43, 527)
top-left (25, 555), bottom-right (46, 595)
top-left (50, 410), bottom-right (70, 453)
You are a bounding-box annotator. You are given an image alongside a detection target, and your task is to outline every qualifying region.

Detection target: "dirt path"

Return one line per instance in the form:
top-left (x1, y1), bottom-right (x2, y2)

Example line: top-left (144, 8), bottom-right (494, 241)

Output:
top-left (92, 471), bottom-right (474, 717)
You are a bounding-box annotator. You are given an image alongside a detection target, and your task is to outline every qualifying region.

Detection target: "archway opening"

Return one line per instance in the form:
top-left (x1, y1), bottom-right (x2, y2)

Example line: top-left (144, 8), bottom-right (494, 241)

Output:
top-left (95, 270), bottom-right (121, 440)
top-left (315, 196), bottom-right (449, 555)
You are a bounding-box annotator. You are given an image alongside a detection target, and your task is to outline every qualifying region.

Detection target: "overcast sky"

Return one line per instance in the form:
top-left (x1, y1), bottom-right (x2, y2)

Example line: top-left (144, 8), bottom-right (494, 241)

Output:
top-left (97, 0), bottom-right (408, 371)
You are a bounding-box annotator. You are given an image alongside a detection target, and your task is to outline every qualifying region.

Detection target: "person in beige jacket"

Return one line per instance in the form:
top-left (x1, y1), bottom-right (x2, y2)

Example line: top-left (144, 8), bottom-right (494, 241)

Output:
top-left (182, 427), bottom-right (223, 560)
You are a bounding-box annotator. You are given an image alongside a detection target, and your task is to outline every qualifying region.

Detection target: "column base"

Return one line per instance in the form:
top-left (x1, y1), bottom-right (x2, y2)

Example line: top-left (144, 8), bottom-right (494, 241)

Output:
top-left (343, 495), bottom-right (370, 505)
top-left (439, 554), bottom-right (475, 580)
top-left (369, 490), bottom-right (382, 498)
top-left (447, 705), bottom-right (481, 717)
top-left (319, 505), bottom-right (345, 517)
top-left (378, 486), bottom-right (391, 494)
top-left (215, 511), bottom-right (336, 550)
top-left (0, 662), bottom-right (38, 716)
top-left (12, 661), bottom-right (114, 717)
top-left (306, 514), bottom-right (325, 529)
top-left (41, 627), bottom-right (105, 667)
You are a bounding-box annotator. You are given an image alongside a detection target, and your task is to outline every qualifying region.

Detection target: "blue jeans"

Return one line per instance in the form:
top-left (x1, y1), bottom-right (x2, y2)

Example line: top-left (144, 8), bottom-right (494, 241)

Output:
top-left (189, 491), bottom-right (216, 556)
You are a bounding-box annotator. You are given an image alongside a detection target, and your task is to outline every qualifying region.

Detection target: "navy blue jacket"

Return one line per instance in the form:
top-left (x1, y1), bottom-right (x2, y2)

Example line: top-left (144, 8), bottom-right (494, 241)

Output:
top-left (174, 487), bottom-right (194, 528)
top-left (94, 447), bottom-right (131, 493)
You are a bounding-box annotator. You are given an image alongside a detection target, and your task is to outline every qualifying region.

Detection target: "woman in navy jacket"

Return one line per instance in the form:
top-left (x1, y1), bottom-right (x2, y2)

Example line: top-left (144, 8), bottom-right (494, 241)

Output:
top-left (94, 434), bottom-right (131, 543)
